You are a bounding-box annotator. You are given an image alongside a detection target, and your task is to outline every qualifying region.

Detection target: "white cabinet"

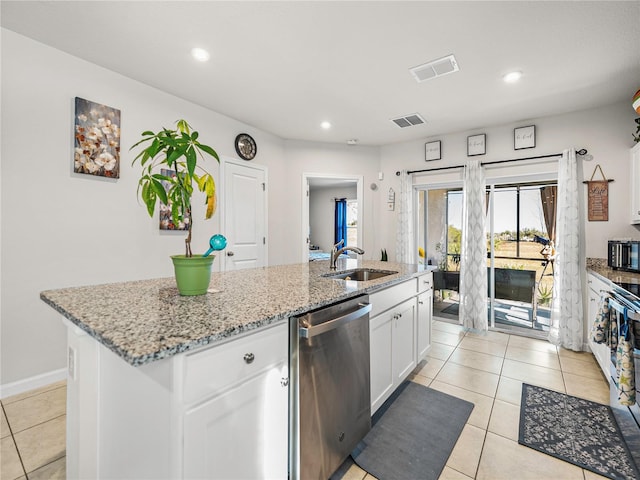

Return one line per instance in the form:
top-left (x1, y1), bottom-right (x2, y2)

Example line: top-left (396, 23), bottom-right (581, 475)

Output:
top-left (183, 324), bottom-right (288, 480)
top-left (416, 273), bottom-right (433, 361)
top-left (368, 272), bottom-right (434, 413)
top-left (370, 298), bottom-right (416, 413)
top-left (184, 364), bottom-right (287, 479)
top-left (587, 272), bottom-right (612, 378)
top-left (392, 299), bottom-right (417, 382)
top-left (369, 308), bottom-right (394, 414)
top-left (64, 321), bottom-right (288, 480)
top-left (631, 143), bottom-right (640, 224)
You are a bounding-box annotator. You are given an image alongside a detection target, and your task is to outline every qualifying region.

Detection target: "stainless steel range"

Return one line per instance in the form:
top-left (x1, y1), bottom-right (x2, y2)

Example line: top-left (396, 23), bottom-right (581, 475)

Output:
top-left (289, 295), bottom-right (372, 480)
top-left (607, 285), bottom-right (640, 468)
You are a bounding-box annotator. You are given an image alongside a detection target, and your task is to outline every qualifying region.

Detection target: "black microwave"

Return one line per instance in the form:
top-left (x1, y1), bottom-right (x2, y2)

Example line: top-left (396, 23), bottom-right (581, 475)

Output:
top-left (608, 240), bottom-right (640, 273)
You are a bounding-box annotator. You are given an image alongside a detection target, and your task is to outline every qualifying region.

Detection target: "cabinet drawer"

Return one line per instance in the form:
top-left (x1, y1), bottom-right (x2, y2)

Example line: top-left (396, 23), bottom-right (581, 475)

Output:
top-left (183, 322), bottom-right (287, 406)
top-left (370, 280), bottom-right (417, 317)
top-left (417, 272), bottom-right (433, 293)
top-left (587, 272), bottom-right (611, 296)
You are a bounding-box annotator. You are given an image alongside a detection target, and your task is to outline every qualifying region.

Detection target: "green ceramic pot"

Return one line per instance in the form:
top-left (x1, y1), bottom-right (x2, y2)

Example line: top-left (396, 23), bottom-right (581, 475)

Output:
top-left (171, 255), bottom-right (215, 296)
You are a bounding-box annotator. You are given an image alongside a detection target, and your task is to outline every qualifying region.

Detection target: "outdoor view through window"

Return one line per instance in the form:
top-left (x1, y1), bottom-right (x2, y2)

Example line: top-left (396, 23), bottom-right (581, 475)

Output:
top-left (418, 182), bottom-right (556, 334)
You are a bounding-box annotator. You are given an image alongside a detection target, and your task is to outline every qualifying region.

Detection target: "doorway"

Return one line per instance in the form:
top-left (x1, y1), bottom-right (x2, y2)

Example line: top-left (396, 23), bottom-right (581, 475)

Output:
top-left (301, 174), bottom-right (364, 264)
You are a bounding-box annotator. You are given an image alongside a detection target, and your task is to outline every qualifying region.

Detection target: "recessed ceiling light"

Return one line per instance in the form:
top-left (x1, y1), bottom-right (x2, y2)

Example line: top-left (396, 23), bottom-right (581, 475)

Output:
top-left (191, 47), bottom-right (210, 62)
top-left (503, 71), bottom-right (522, 83)
top-left (320, 121), bottom-right (332, 130)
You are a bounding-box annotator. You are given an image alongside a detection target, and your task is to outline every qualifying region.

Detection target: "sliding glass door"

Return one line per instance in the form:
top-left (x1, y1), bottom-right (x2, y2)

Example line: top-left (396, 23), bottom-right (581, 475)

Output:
top-left (417, 180), bottom-right (556, 335)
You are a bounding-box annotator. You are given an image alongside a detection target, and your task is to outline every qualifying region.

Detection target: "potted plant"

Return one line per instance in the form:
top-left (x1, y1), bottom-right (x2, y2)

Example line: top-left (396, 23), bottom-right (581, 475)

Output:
top-left (131, 119), bottom-right (219, 295)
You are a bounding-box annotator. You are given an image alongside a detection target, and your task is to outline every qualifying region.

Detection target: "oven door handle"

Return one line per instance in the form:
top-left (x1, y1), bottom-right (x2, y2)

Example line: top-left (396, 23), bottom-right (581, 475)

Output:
top-left (299, 302), bottom-right (372, 339)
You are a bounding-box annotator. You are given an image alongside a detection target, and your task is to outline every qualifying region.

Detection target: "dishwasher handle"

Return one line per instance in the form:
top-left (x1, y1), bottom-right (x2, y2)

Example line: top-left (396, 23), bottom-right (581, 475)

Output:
top-left (299, 302), bottom-right (371, 339)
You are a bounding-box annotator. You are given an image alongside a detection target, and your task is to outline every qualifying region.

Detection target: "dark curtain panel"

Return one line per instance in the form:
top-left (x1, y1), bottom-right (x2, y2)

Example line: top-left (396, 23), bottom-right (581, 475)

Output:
top-left (335, 199), bottom-right (347, 247)
top-left (540, 186), bottom-right (557, 242)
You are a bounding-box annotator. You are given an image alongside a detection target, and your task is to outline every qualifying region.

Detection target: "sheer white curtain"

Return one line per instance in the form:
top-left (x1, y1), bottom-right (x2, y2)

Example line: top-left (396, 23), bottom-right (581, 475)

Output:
top-left (460, 159), bottom-right (488, 331)
top-left (548, 149), bottom-right (583, 350)
top-left (396, 170), bottom-right (415, 263)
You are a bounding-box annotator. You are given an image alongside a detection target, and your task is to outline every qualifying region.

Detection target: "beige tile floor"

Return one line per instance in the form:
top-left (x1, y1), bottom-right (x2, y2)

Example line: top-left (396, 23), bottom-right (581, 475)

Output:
top-left (0, 320), bottom-right (613, 480)
top-left (1, 380), bottom-right (66, 480)
top-left (336, 319), bottom-right (613, 480)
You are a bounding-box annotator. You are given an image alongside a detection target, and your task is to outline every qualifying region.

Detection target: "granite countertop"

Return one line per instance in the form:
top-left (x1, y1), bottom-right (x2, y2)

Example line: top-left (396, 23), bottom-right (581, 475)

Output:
top-left (41, 259), bottom-right (435, 367)
top-left (587, 266), bottom-right (640, 286)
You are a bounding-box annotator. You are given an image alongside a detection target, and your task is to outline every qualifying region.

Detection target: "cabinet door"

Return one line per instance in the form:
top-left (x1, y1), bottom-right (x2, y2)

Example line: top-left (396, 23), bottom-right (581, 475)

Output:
top-left (393, 300), bottom-right (417, 383)
top-left (370, 310), bottom-right (394, 414)
top-left (631, 143), bottom-right (640, 224)
top-left (417, 289), bottom-right (432, 361)
top-left (587, 288), bottom-right (611, 378)
top-left (183, 360), bottom-right (288, 480)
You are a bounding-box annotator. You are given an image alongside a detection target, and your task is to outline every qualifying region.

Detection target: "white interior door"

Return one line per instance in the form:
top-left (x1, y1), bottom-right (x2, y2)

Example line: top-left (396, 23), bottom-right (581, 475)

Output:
top-left (222, 159), bottom-right (267, 271)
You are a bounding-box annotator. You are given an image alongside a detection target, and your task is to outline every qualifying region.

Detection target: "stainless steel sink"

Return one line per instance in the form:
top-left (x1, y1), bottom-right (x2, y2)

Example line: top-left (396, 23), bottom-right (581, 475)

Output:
top-left (321, 268), bottom-right (398, 281)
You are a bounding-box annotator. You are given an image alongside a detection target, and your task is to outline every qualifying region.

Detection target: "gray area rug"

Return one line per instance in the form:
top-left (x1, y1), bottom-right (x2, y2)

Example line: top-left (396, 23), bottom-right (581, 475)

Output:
top-left (519, 383), bottom-right (640, 479)
top-left (351, 381), bottom-right (474, 480)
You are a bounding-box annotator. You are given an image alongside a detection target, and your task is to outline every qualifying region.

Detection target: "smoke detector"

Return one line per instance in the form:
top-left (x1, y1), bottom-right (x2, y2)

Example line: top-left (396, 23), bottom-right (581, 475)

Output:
top-left (409, 54), bottom-right (459, 83)
top-left (391, 113), bottom-right (426, 129)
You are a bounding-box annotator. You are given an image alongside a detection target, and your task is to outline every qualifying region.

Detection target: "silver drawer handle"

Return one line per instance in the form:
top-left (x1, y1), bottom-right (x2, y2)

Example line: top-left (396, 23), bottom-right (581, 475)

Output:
top-left (418, 300), bottom-right (424, 305)
top-left (243, 353), bottom-right (255, 364)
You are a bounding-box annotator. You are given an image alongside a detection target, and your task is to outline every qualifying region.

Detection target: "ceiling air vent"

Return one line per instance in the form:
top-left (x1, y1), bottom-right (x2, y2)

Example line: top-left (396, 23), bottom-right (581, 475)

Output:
top-left (409, 54), bottom-right (459, 83)
top-left (391, 113), bottom-right (426, 129)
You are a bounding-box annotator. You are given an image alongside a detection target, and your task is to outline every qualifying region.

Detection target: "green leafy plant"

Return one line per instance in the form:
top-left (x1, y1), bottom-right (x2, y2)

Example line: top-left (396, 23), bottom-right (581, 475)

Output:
top-left (131, 119), bottom-right (219, 257)
top-left (633, 118), bottom-right (640, 143)
top-left (537, 284), bottom-right (553, 305)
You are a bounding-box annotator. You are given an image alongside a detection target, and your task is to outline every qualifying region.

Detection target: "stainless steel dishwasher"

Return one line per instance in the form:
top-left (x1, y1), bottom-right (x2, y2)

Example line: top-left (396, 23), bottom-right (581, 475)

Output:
top-left (289, 295), bottom-right (372, 480)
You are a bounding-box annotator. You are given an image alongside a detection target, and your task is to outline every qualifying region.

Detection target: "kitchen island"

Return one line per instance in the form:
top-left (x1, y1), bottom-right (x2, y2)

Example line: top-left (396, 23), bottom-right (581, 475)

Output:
top-left (41, 258), bottom-right (435, 479)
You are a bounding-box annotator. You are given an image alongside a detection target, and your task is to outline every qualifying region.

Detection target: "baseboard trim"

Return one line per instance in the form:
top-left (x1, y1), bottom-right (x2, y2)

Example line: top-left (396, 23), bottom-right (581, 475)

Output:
top-left (0, 368), bottom-right (67, 399)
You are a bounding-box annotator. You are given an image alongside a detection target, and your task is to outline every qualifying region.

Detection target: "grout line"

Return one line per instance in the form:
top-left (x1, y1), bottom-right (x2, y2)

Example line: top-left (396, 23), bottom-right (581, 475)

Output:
top-left (1, 402), bottom-right (28, 479)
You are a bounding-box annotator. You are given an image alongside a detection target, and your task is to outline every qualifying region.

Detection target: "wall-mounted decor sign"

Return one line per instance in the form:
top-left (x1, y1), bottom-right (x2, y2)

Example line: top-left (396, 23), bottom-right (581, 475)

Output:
top-left (73, 97), bottom-right (121, 178)
top-left (467, 134), bottom-right (486, 156)
top-left (388, 188), bottom-right (395, 211)
top-left (583, 164), bottom-right (614, 222)
top-left (159, 169), bottom-right (189, 230)
top-left (514, 125), bottom-right (536, 150)
top-left (425, 140), bottom-right (441, 161)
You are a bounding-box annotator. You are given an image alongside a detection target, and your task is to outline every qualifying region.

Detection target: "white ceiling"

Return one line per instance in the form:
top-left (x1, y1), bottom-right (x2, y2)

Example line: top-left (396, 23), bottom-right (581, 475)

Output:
top-left (2, 1), bottom-right (639, 146)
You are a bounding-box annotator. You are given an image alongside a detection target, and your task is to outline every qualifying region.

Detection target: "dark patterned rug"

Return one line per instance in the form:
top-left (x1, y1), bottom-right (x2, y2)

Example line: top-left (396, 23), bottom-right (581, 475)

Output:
top-left (519, 383), bottom-right (640, 479)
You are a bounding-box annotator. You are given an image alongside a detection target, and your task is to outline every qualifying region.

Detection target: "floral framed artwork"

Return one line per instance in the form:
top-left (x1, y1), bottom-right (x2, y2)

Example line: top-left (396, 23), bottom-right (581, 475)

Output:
top-left (159, 169), bottom-right (189, 231)
top-left (514, 125), bottom-right (536, 150)
top-left (425, 140), bottom-right (441, 161)
top-left (73, 97), bottom-right (121, 178)
top-left (467, 134), bottom-right (486, 156)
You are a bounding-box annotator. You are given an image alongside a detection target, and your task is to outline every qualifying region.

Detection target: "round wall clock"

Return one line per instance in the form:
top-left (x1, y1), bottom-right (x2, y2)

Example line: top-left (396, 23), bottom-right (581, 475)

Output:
top-left (234, 133), bottom-right (257, 161)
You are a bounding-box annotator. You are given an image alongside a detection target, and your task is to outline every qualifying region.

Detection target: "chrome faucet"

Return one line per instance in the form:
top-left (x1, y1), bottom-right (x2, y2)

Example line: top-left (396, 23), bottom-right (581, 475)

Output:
top-left (330, 240), bottom-right (365, 270)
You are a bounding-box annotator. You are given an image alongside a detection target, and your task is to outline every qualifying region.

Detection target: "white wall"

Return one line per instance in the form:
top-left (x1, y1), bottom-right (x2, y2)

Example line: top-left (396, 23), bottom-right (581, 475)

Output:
top-left (281, 140), bottom-right (381, 264)
top-left (0, 30), bottom-right (382, 389)
top-left (379, 101), bottom-right (640, 262)
top-left (309, 185), bottom-right (357, 252)
top-left (0, 29), bottom-right (286, 387)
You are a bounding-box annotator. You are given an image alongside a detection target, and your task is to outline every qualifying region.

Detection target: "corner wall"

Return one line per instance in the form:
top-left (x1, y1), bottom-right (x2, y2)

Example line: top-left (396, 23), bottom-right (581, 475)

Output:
top-left (0, 29), bottom-right (286, 388)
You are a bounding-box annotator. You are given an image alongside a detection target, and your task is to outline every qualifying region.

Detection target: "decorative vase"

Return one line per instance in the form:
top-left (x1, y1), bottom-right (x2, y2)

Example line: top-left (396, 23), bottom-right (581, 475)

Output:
top-left (171, 255), bottom-right (215, 296)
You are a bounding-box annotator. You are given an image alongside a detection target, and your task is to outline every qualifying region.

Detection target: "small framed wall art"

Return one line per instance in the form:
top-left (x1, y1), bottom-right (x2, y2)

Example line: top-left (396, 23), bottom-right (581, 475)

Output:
top-left (425, 140), bottom-right (441, 161)
top-left (467, 134), bottom-right (486, 156)
top-left (73, 97), bottom-right (121, 178)
top-left (514, 125), bottom-right (536, 150)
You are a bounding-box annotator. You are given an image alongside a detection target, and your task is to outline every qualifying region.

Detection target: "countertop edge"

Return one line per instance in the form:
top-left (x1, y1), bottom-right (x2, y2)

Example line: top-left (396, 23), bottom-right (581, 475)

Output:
top-left (41, 264), bottom-right (436, 367)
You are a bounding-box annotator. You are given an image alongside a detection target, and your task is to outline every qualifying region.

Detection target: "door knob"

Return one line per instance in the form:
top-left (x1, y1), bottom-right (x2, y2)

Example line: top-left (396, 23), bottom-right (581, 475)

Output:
top-left (227, 251), bottom-right (235, 256)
